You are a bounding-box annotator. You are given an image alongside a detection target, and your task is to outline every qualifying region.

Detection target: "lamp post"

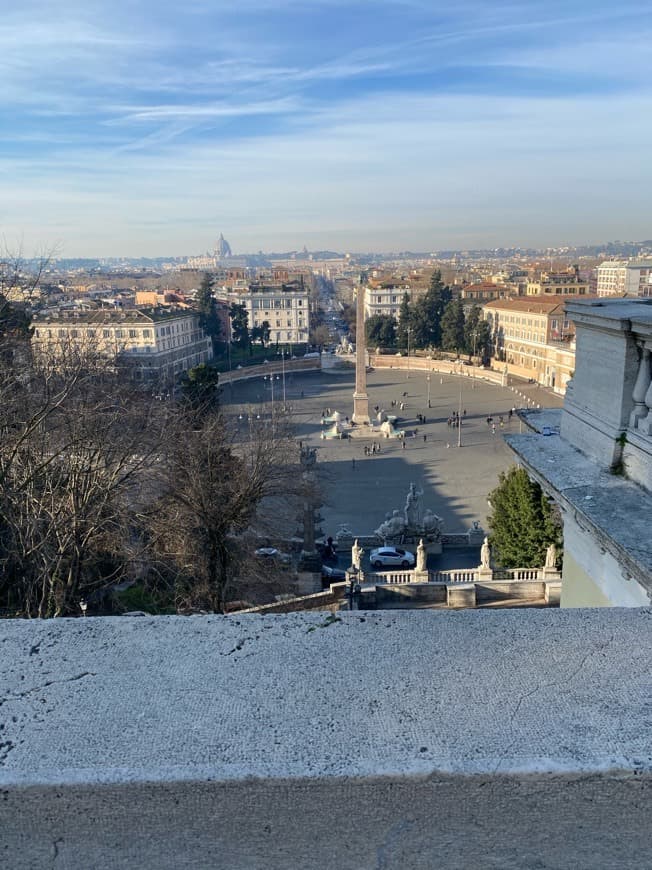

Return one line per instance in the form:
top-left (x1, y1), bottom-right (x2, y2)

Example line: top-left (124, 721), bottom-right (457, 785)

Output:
top-left (457, 382), bottom-right (463, 448)
top-left (345, 566), bottom-right (361, 611)
top-left (279, 348), bottom-right (287, 409)
top-left (426, 374), bottom-right (431, 409)
top-left (406, 326), bottom-right (411, 380)
top-left (263, 374), bottom-right (279, 416)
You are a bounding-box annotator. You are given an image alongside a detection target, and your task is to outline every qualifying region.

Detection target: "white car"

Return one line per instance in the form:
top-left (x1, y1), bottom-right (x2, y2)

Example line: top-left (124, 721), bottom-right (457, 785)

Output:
top-left (369, 547), bottom-right (415, 569)
top-left (255, 547), bottom-right (291, 565)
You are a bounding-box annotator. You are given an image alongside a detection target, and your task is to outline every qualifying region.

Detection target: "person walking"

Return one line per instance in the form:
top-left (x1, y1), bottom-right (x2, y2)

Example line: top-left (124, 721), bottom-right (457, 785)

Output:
top-left (402, 440), bottom-right (406, 450)
top-left (423, 434), bottom-right (427, 442)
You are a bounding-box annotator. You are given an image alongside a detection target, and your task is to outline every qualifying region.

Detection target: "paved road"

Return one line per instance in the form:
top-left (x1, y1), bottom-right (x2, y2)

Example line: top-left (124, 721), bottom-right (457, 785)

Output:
top-left (221, 363), bottom-right (562, 545)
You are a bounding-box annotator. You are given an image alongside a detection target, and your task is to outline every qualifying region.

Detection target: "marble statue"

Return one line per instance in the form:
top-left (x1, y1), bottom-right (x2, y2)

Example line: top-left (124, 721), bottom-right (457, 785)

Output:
top-left (480, 536), bottom-right (491, 570)
top-left (422, 509), bottom-right (443, 539)
top-left (404, 483), bottom-right (424, 528)
top-left (374, 510), bottom-right (406, 543)
top-left (416, 539), bottom-right (427, 572)
top-left (545, 543), bottom-right (557, 569)
top-left (352, 539), bottom-right (363, 570)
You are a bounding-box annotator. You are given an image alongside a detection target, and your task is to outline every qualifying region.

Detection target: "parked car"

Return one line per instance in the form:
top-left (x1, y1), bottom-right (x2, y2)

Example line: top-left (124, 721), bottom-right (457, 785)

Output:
top-left (369, 547), bottom-right (415, 569)
top-left (321, 564), bottom-right (346, 582)
top-left (255, 547), bottom-right (291, 565)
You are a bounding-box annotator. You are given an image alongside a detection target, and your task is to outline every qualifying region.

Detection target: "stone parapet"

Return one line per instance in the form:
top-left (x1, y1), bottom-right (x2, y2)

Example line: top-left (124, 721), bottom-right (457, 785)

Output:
top-left (1, 610), bottom-right (650, 869)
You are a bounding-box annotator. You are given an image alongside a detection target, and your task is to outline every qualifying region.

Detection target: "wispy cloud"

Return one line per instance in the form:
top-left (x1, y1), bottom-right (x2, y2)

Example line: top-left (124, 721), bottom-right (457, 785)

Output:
top-left (1, 0), bottom-right (652, 254)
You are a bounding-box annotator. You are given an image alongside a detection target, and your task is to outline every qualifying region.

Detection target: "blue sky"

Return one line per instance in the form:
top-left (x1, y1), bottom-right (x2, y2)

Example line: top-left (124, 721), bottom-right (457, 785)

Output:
top-left (2, 0), bottom-right (651, 256)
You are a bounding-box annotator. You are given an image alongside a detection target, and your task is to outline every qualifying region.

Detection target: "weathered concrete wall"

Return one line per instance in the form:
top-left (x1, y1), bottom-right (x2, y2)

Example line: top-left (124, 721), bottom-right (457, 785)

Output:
top-left (1, 610), bottom-right (650, 869)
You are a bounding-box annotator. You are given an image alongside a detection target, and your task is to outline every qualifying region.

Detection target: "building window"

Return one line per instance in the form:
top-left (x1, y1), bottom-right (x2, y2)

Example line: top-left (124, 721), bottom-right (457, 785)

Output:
top-left (129, 329), bottom-right (137, 338)
top-left (143, 329), bottom-right (151, 337)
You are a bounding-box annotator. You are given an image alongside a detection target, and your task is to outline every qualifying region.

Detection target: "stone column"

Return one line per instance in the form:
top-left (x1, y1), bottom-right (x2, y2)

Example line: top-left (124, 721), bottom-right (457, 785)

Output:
top-left (352, 283), bottom-right (370, 424)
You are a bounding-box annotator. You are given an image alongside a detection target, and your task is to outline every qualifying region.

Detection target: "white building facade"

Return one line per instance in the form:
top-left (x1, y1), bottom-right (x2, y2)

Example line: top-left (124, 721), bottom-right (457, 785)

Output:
top-left (596, 260), bottom-right (652, 297)
top-left (31, 309), bottom-right (213, 383)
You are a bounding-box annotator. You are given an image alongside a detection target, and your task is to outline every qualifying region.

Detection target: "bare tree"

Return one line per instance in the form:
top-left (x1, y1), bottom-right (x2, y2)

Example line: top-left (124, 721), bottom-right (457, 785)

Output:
top-left (0, 330), bottom-right (168, 616)
top-left (143, 409), bottom-right (304, 613)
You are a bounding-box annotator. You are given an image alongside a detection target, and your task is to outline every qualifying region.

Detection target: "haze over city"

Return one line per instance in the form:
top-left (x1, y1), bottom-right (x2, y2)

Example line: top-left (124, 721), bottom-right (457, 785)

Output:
top-left (3, 0), bottom-right (652, 256)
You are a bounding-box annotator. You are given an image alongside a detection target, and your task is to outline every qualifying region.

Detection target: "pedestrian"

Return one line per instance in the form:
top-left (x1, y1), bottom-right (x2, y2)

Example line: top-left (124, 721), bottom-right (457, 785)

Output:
top-left (402, 440), bottom-right (406, 450)
top-left (402, 391), bottom-right (408, 397)
top-left (492, 424), bottom-right (496, 435)
top-left (376, 443), bottom-right (381, 454)
top-left (423, 434), bottom-right (427, 442)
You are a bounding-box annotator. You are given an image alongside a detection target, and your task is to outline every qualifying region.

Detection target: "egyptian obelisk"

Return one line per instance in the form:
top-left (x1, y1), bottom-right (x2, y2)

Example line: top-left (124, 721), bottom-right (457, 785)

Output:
top-left (352, 281), bottom-right (370, 424)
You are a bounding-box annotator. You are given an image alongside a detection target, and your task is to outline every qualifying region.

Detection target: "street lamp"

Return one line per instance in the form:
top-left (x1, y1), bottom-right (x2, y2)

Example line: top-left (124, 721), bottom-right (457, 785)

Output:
top-left (263, 374), bottom-right (280, 416)
top-left (457, 382), bottom-right (463, 448)
top-left (279, 348), bottom-right (287, 409)
top-left (406, 326), bottom-right (411, 380)
top-left (345, 566), bottom-right (361, 610)
top-left (426, 374), bottom-right (431, 409)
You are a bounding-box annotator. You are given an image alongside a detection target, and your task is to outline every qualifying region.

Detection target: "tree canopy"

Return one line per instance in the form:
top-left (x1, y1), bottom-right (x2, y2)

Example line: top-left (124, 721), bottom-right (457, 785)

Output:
top-left (229, 302), bottom-right (250, 350)
top-left (194, 273), bottom-right (221, 351)
top-left (365, 313), bottom-right (397, 348)
top-left (487, 466), bottom-right (562, 568)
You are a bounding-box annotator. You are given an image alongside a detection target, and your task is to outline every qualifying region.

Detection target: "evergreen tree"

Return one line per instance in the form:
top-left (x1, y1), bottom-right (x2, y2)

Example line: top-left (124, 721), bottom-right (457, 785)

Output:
top-left (488, 467), bottom-right (562, 568)
top-left (195, 273), bottom-right (221, 352)
top-left (180, 363), bottom-right (220, 421)
top-left (440, 298), bottom-right (466, 353)
top-left (410, 270), bottom-right (452, 348)
top-left (229, 302), bottom-right (250, 350)
top-left (463, 305), bottom-right (491, 359)
top-left (365, 314), bottom-right (397, 348)
top-left (396, 293), bottom-right (412, 349)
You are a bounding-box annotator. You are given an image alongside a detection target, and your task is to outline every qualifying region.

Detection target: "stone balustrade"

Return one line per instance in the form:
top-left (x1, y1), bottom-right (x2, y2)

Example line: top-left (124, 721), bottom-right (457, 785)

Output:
top-left (364, 565), bottom-right (559, 586)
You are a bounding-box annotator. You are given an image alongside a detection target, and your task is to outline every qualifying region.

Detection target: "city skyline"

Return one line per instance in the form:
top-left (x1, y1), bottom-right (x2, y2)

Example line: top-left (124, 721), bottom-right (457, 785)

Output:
top-left (2, 0), bottom-right (652, 257)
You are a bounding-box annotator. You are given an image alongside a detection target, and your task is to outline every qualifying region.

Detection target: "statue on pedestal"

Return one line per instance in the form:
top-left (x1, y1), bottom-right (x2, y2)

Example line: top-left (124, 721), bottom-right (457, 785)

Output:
top-left (545, 543), bottom-right (557, 569)
top-left (404, 483), bottom-right (424, 528)
top-left (480, 537), bottom-right (491, 570)
top-left (416, 538), bottom-right (427, 572)
top-left (352, 539), bottom-right (363, 570)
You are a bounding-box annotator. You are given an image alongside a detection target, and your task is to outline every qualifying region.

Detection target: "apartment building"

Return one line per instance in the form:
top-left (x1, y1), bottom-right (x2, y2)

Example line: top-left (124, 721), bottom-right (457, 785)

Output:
top-left (457, 282), bottom-right (513, 305)
top-left (31, 308), bottom-right (213, 383)
top-left (483, 296), bottom-right (581, 392)
top-left (525, 270), bottom-right (589, 297)
top-left (596, 260), bottom-right (652, 297)
top-left (216, 276), bottom-right (310, 345)
top-left (362, 273), bottom-right (429, 320)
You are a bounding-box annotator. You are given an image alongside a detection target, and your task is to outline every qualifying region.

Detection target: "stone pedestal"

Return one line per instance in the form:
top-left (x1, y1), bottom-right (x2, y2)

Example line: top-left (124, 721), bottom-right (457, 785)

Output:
top-left (477, 568), bottom-right (494, 582)
top-left (447, 584), bottom-right (476, 608)
top-left (414, 570), bottom-right (429, 584)
top-left (295, 571), bottom-right (322, 595)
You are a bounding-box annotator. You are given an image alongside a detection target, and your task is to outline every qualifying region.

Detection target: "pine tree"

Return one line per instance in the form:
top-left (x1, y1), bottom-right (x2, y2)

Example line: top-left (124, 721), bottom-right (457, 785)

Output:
top-left (488, 467), bottom-right (562, 568)
top-left (396, 293), bottom-right (412, 349)
top-left (229, 302), bottom-right (250, 350)
top-left (366, 314), bottom-right (397, 348)
top-left (195, 273), bottom-right (221, 351)
top-left (440, 299), bottom-right (466, 353)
